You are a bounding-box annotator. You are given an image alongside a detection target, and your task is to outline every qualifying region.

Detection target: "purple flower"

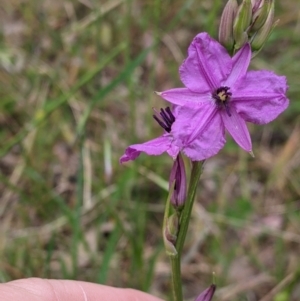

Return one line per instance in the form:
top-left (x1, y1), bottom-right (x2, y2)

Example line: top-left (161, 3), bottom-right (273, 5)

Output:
top-left (194, 284), bottom-right (216, 301)
top-left (157, 32), bottom-right (289, 158)
top-left (120, 105), bottom-right (224, 163)
top-left (120, 107), bottom-right (180, 163)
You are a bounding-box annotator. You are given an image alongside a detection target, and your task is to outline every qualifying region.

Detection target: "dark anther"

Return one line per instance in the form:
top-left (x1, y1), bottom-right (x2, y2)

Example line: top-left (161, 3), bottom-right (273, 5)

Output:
top-left (153, 107), bottom-right (176, 133)
top-left (213, 86), bottom-right (232, 117)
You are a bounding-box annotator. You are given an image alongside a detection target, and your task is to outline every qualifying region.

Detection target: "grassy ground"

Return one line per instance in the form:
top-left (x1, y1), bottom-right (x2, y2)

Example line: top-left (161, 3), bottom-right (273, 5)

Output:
top-left (1, 0), bottom-right (300, 300)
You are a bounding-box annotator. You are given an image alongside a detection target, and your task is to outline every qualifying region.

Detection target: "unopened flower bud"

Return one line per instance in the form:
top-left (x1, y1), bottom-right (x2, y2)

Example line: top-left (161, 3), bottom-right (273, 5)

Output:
top-left (251, 0), bottom-right (273, 31)
top-left (251, 0), bottom-right (276, 53)
top-left (165, 213), bottom-right (179, 244)
top-left (163, 231), bottom-right (177, 256)
top-left (169, 153), bottom-right (187, 208)
top-left (233, 0), bottom-right (252, 49)
top-left (163, 214), bottom-right (179, 256)
top-left (194, 284), bottom-right (216, 301)
top-left (218, 0), bottom-right (238, 51)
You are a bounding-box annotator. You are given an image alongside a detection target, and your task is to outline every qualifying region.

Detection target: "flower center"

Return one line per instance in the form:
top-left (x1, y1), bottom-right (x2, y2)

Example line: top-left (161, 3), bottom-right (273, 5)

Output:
top-left (212, 86), bottom-right (232, 116)
top-left (153, 107), bottom-right (175, 133)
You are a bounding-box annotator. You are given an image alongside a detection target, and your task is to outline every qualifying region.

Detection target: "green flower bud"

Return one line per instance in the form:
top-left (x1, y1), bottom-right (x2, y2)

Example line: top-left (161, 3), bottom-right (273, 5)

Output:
top-left (251, 0), bottom-right (276, 54)
top-left (251, 0), bottom-right (273, 31)
top-left (163, 231), bottom-right (177, 256)
top-left (233, 0), bottom-right (252, 48)
top-left (218, 0), bottom-right (238, 51)
top-left (166, 214), bottom-right (179, 242)
top-left (163, 214), bottom-right (179, 256)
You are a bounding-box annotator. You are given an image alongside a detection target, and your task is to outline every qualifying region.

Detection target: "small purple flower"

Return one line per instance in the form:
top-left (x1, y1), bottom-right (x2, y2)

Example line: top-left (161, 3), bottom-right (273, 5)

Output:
top-left (120, 107), bottom-right (180, 163)
top-left (120, 105), bottom-right (224, 163)
top-left (195, 284), bottom-right (216, 301)
top-left (157, 32), bottom-right (289, 158)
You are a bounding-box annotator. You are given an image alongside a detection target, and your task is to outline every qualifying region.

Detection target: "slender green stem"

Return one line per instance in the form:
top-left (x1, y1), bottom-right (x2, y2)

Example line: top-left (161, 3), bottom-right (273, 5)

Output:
top-left (176, 161), bottom-right (204, 255)
top-left (163, 181), bottom-right (182, 300)
top-left (168, 160), bottom-right (204, 301)
top-left (170, 255), bottom-right (183, 301)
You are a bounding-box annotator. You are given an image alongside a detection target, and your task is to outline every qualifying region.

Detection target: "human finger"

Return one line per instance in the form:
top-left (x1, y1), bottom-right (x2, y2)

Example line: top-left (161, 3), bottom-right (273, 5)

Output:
top-left (0, 278), bottom-right (164, 301)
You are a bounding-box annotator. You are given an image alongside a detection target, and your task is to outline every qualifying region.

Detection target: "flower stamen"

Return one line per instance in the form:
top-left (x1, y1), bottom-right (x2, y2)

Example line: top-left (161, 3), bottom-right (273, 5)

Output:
top-left (213, 86), bottom-right (232, 116)
top-left (153, 107), bottom-right (176, 133)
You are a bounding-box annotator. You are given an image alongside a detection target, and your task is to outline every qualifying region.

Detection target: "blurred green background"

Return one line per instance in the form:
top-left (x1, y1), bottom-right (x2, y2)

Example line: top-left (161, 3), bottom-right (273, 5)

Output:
top-left (1, 0), bottom-right (300, 300)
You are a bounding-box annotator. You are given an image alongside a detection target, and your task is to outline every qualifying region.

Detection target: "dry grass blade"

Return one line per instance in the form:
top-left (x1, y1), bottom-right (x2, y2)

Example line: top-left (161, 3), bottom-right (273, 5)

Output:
top-left (258, 272), bottom-right (296, 301)
top-left (216, 273), bottom-right (274, 300)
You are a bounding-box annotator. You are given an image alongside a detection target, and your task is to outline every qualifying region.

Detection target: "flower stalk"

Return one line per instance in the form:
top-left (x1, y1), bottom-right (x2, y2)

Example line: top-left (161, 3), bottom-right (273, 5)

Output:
top-left (170, 255), bottom-right (183, 301)
top-left (165, 160), bottom-right (204, 301)
top-left (120, 3), bottom-right (287, 300)
top-left (175, 160), bottom-right (204, 255)
top-left (162, 179), bottom-right (182, 300)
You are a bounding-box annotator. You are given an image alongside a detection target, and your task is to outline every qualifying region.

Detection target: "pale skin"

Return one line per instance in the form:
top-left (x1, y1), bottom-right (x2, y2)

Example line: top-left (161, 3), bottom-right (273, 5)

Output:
top-left (0, 278), bottom-right (164, 301)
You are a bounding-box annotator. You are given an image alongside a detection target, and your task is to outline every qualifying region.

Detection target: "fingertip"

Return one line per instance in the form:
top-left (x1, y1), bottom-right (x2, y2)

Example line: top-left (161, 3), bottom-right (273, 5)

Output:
top-left (0, 278), bottom-right (164, 301)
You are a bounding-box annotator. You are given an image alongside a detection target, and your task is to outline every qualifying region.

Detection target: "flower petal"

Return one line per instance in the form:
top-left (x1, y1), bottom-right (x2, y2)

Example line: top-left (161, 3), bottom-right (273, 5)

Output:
top-left (179, 32), bottom-right (232, 92)
top-left (157, 88), bottom-right (210, 108)
top-left (172, 103), bottom-right (217, 144)
top-left (172, 104), bottom-right (225, 160)
top-left (232, 70), bottom-right (289, 124)
top-left (195, 284), bottom-right (216, 301)
top-left (224, 43), bottom-right (251, 87)
top-left (221, 106), bottom-right (252, 152)
top-left (184, 112), bottom-right (226, 161)
top-left (120, 135), bottom-right (178, 163)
